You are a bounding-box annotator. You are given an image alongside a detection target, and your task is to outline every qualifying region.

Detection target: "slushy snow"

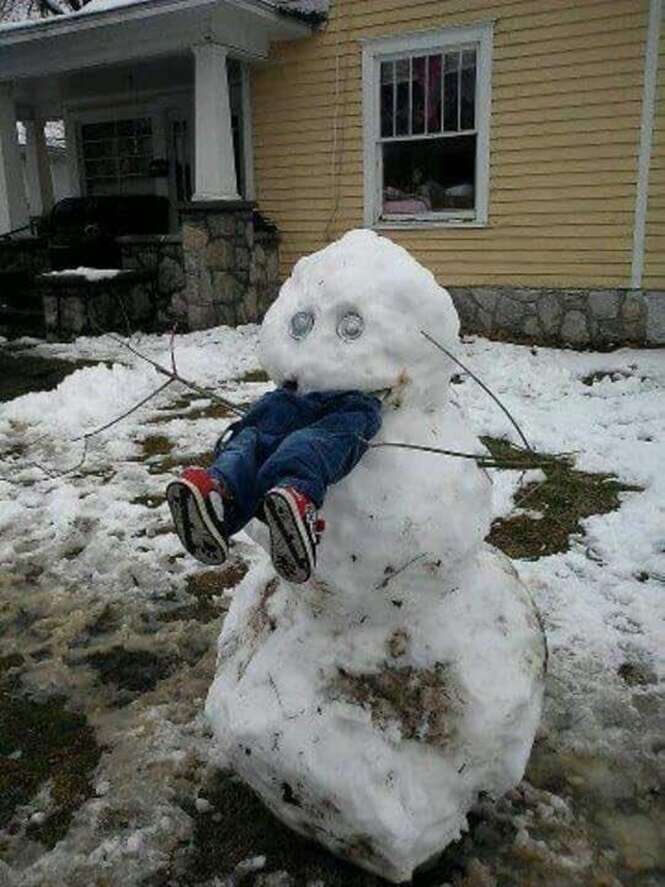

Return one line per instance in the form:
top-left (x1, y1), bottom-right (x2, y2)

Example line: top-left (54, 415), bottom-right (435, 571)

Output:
top-left (0, 286), bottom-right (663, 884)
top-left (205, 231), bottom-right (546, 882)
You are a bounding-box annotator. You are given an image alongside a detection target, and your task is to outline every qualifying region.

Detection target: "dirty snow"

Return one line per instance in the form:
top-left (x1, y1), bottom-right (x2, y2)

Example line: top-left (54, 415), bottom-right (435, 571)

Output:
top-left (0, 326), bottom-right (664, 885)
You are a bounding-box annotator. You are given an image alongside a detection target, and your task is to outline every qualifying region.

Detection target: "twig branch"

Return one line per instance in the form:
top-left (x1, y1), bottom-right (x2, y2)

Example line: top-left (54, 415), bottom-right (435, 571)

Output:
top-left (364, 438), bottom-right (561, 470)
top-left (0, 379), bottom-right (175, 483)
top-left (375, 553), bottom-right (427, 589)
top-left (421, 330), bottom-right (532, 452)
top-left (102, 331), bottom-right (247, 418)
top-left (73, 378), bottom-right (175, 442)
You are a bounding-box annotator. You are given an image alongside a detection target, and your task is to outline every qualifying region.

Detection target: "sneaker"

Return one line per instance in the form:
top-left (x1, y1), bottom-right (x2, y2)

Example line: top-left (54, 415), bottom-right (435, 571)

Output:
top-left (263, 486), bottom-right (324, 584)
top-left (166, 467), bottom-right (229, 566)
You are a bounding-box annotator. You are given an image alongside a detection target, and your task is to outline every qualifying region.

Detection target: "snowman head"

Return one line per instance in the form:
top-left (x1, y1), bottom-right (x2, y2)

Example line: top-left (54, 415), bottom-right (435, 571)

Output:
top-left (259, 230), bottom-right (460, 407)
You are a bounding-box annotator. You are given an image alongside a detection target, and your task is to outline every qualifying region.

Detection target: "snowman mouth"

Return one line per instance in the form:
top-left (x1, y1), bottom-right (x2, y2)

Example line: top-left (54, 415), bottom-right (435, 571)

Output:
top-left (283, 378), bottom-right (299, 392)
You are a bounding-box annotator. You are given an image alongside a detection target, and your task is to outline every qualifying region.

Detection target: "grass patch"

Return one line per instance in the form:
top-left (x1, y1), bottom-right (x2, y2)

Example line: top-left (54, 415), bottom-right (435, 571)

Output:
top-left (483, 437), bottom-right (640, 560)
top-left (174, 771), bottom-right (384, 887)
top-left (0, 353), bottom-right (104, 404)
top-left (0, 661), bottom-right (101, 849)
top-left (130, 493), bottom-right (165, 509)
top-left (83, 647), bottom-right (176, 694)
top-left (237, 368), bottom-right (270, 384)
top-left (159, 560), bottom-right (249, 624)
top-left (145, 450), bottom-right (211, 477)
top-left (146, 396), bottom-right (235, 425)
top-left (140, 435), bottom-right (174, 459)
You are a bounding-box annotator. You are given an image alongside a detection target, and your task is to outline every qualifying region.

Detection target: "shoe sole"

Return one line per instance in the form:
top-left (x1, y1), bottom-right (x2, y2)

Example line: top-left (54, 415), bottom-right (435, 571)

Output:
top-left (166, 478), bottom-right (228, 566)
top-left (263, 490), bottom-right (315, 584)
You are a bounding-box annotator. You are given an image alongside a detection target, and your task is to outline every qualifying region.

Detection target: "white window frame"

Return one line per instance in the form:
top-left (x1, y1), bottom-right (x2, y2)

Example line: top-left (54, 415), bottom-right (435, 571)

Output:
top-left (361, 22), bottom-right (493, 229)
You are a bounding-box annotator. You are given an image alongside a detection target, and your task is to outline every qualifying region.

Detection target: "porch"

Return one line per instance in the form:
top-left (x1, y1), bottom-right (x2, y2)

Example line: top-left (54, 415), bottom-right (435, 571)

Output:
top-left (0, 0), bottom-right (313, 335)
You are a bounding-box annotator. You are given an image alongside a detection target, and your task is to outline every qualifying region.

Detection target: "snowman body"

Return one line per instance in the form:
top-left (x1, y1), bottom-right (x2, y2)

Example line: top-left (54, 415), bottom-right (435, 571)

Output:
top-left (205, 231), bottom-right (545, 883)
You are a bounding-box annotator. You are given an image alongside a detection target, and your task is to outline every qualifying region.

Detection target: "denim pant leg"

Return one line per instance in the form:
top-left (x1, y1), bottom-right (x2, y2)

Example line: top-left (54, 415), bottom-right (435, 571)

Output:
top-left (208, 389), bottom-right (325, 536)
top-left (209, 427), bottom-right (264, 536)
top-left (256, 391), bottom-right (383, 507)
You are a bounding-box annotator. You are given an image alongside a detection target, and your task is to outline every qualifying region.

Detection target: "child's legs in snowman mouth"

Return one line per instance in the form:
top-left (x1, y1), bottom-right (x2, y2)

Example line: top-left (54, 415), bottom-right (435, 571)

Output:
top-left (208, 389), bottom-right (382, 536)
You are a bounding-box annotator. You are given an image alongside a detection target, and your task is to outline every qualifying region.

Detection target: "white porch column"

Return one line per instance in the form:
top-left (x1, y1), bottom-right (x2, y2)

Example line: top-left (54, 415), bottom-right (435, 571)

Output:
top-left (192, 42), bottom-right (240, 202)
top-left (24, 117), bottom-right (55, 217)
top-left (0, 84), bottom-right (29, 235)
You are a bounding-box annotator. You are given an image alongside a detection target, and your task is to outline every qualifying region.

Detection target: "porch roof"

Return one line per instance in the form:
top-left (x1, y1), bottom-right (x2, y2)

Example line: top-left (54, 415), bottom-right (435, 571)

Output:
top-left (0, 0), bottom-right (315, 85)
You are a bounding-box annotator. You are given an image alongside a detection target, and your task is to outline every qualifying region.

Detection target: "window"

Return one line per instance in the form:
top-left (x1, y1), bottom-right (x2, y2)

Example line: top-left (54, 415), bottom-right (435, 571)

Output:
top-left (80, 117), bottom-right (154, 194)
top-left (362, 23), bottom-right (492, 226)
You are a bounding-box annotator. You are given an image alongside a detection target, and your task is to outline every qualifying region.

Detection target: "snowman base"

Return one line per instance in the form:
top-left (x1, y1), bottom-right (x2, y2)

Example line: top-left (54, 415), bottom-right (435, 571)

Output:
top-left (205, 546), bottom-right (545, 884)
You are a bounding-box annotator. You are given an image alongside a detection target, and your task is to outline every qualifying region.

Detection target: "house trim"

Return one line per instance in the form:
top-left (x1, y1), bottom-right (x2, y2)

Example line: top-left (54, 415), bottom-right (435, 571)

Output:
top-left (361, 21), bottom-right (493, 230)
top-left (631, 0), bottom-right (662, 289)
top-left (0, 0), bottom-right (311, 43)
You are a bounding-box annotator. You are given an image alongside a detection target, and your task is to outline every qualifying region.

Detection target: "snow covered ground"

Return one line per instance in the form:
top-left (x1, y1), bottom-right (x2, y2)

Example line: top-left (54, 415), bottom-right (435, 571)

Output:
top-left (0, 327), bottom-right (664, 886)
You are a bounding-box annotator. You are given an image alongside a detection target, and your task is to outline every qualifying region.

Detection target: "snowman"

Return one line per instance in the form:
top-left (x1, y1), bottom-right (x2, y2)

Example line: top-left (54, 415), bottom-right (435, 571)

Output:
top-left (205, 230), bottom-right (546, 883)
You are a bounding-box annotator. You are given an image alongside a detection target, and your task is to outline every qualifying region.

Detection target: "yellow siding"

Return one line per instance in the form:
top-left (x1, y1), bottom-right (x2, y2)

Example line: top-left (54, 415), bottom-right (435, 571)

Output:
top-left (643, 14), bottom-right (665, 288)
top-left (252, 0), bottom-right (651, 287)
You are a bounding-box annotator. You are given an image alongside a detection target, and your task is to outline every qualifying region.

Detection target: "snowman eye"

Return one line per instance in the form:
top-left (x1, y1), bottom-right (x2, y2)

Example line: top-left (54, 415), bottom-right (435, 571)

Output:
top-left (289, 310), bottom-right (315, 340)
top-left (337, 311), bottom-right (364, 342)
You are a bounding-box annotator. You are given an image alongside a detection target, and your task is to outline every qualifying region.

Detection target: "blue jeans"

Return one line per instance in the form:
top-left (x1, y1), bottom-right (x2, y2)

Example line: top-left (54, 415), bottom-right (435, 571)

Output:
top-left (209, 388), bottom-right (382, 537)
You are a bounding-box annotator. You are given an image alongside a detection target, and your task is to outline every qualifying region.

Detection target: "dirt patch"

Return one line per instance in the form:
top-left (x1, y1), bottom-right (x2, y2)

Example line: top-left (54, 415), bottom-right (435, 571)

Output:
top-left (83, 646), bottom-right (177, 694)
top-left (483, 437), bottom-right (640, 560)
top-left (333, 662), bottom-right (461, 745)
top-left (159, 560), bottom-right (249, 624)
top-left (0, 660), bottom-right (101, 849)
top-left (617, 662), bottom-right (657, 687)
top-left (581, 368), bottom-right (645, 386)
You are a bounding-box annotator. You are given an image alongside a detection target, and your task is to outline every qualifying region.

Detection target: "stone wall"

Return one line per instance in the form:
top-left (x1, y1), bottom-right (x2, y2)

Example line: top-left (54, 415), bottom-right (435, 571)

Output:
top-left (181, 201), bottom-right (280, 330)
top-left (118, 234), bottom-right (187, 329)
top-left (449, 287), bottom-right (665, 348)
top-left (37, 270), bottom-right (155, 341)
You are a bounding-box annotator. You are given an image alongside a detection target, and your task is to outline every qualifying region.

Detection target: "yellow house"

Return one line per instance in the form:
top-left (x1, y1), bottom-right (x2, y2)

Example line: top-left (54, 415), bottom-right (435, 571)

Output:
top-left (253, 0), bottom-right (665, 345)
top-left (0, 0), bottom-right (662, 344)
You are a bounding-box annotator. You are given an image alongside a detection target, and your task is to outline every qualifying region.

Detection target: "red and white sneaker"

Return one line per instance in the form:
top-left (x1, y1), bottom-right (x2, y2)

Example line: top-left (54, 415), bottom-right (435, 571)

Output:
top-left (166, 467), bottom-right (229, 566)
top-left (263, 486), bottom-right (324, 584)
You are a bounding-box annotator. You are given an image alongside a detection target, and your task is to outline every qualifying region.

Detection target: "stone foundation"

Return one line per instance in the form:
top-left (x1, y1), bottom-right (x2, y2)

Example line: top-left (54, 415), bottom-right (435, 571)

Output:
top-left (449, 287), bottom-right (665, 348)
top-left (181, 201), bottom-right (280, 330)
top-left (118, 234), bottom-right (187, 328)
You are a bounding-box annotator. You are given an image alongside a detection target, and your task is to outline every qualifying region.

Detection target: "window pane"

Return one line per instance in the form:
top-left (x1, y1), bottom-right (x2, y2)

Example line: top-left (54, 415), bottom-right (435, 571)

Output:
top-left (82, 121), bottom-right (115, 141)
top-left (411, 56), bottom-right (426, 135)
top-left (427, 54), bottom-right (442, 133)
top-left (461, 49), bottom-right (477, 130)
top-left (381, 134), bottom-right (476, 215)
top-left (83, 139), bottom-right (113, 159)
top-left (380, 61), bottom-right (394, 138)
top-left (443, 51), bottom-right (460, 132)
top-left (84, 158), bottom-right (117, 179)
top-left (395, 58), bottom-right (410, 136)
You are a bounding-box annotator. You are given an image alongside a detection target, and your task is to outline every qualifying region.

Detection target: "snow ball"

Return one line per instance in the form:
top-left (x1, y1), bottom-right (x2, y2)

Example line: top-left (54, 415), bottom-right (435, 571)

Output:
top-left (126, 832), bottom-right (144, 853)
top-left (235, 855), bottom-right (266, 874)
top-left (29, 811), bottom-right (46, 825)
top-left (95, 779), bottom-right (111, 796)
top-left (260, 229), bottom-right (460, 405)
top-left (194, 797), bottom-right (213, 813)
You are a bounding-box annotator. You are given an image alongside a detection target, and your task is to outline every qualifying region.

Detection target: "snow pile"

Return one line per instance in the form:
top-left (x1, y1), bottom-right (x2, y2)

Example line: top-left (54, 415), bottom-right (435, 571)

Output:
top-left (0, 310), bottom-right (663, 884)
top-left (42, 267), bottom-right (123, 280)
top-left (206, 231), bottom-right (546, 882)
